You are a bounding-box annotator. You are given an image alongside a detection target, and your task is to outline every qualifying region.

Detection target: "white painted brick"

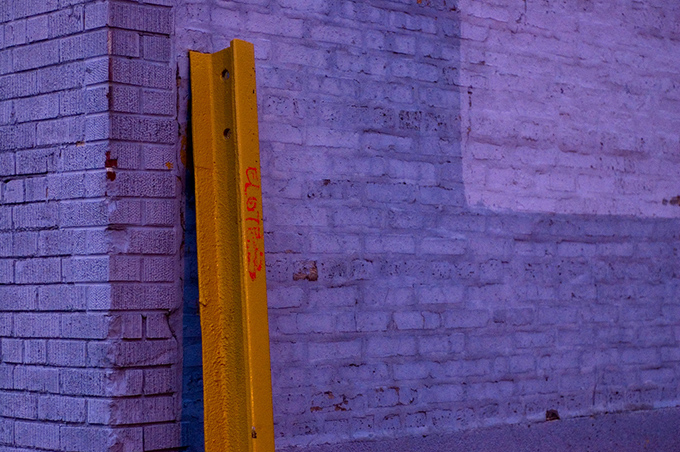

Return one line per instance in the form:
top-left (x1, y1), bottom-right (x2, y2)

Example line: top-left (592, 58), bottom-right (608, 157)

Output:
top-left (144, 423), bottom-right (181, 450)
top-left (15, 257), bottom-right (60, 284)
top-left (0, 152), bottom-right (14, 176)
top-left (60, 425), bottom-right (112, 452)
top-left (47, 339), bottom-right (86, 367)
top-left (24, 339), bottom-right (46, 364)
top-left (420, 238), bottom-right (466, 255)
top-left (0, 391), bottom-right (38, 420)
top-left (26, 15), bottom-right (49, 42)
top-left (141, 144), bottom-right (174, 170)
top-left (37, 285), bottom-right (86, 311)
top-left (110, 28), bottom-right (139, 57)
top-left (4, 20), bottom-right (27, 47)
top-left (110, 339), bottom-right (177, 367)
top-left (2, 338), bottom-right (22, 363)
top-left (366, 235), bottom-right (415, 254)
top-left (15, 313), bottom-right (60, 338)
top-left (146, 313), bottom-right (171, 338)
top-left (269, 287), bottom-right (304, 309)
top-left (356, 312), bottom-right (389, 332)
top-left (38, 394), bottom-right (86, 422)
top-left (15, 420), bottom-right (59, 449)
top-left (143, 367), bottom-right (175, 395)
top-left (61, 313), bottom-right (109, 339)
top-left (309, 340), bottom-right (360, 362)
top-left (109, 3), bottom-right (172, 34)
top-left (2, 179), bottom-right (22, 204)
top-left (105, 369), bottom-right (143, 397)
top-left (280, 0), bottom-right (329, 14)
top-left (366, 337), bottom-right (416, 357)
top-left (14, 365), bottom-right (59, 393)
top-left (60, 368), bottom-right (105, 396)
top-left (109, 255), bottom-right (140, 282)
top-left (141, 35), bottom-right (171, 62)
top-left (15, 92), bottom-right (60, 123)
top-left (393, 312), bottom-right (424, 330)
top-left (23, 176), bottom-right (47, 202)
top-left (246, 12), bottom-right (303, 37)
top-left (310, 25), bottom-right (362, 46)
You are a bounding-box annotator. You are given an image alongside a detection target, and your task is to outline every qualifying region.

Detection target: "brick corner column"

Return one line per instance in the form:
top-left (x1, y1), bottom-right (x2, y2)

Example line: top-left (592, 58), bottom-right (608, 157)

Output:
top-left (0, 0), bottom-right (183, 450)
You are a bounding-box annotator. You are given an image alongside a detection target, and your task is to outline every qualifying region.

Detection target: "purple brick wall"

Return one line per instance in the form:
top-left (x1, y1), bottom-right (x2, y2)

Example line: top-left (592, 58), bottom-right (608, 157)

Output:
top-left (174, 0), bottom-right (680, 450)
top-left (105, 1), bottom-right (182, 450)
top-left (0, 0), bottom-right (182, 450)
top-left (2, 0), bottom-right (679, 451)
top-left (459, 0), bottom-right (680, 217)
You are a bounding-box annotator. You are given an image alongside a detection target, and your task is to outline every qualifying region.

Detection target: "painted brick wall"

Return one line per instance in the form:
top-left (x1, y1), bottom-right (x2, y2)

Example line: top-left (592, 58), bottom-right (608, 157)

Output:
top-left (0, 1), bottom-right (114, 449)
top-left (4, 0), bottom-right (675, 450)
top-left (105, 0), bottom-right (183, 450)
top-left (175, 0), bottom-right (680, 450)
top-left (458, 0), bottom-right (680, 217)
top-left (0, 0), bottom-right (183, 450)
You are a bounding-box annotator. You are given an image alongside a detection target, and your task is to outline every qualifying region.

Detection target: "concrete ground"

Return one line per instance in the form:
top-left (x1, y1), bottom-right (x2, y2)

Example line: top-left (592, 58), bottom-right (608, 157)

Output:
top-left (280, 407), bottom-right (680, 452)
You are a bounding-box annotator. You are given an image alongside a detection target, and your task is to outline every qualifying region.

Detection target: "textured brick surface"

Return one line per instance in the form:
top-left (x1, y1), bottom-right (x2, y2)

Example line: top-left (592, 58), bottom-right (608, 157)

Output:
top-left (2, 0), bottom-right (679, 450)
top-left (174, 0), bottom-right (680, 451)
top-left (0, 1), bottom-right (109, 449)
top-left (104, 0), bottom-right (182, 449)
top-left (457, 1), bottom-right (680, 217)
top-left (0, 0), bottom-right (182, 450)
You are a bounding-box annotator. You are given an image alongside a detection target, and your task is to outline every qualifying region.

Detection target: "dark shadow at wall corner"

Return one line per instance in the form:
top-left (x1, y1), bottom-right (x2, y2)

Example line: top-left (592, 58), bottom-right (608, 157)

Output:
top-left (181, 70), bottom-right (206, 452)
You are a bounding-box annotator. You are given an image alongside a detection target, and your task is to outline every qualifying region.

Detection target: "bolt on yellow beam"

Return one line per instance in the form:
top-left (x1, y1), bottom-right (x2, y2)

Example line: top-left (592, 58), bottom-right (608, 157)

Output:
top-left (189, 40), bottom-right (274, 452)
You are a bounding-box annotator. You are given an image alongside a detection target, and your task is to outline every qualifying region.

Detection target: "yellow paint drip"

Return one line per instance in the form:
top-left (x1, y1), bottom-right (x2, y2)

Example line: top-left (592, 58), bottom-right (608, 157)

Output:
top-left (190, 40), bottom-right (274, 452)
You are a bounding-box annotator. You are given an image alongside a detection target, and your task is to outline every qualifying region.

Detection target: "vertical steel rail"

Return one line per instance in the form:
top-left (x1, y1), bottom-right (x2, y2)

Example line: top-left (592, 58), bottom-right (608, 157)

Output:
top-left (190, 40), bottom-right (275, 452)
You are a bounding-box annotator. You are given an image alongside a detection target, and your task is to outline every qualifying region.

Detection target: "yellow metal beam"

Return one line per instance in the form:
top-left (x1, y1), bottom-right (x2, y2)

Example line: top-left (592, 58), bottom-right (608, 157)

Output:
top-left (190, 40), bottom-right (275, 452)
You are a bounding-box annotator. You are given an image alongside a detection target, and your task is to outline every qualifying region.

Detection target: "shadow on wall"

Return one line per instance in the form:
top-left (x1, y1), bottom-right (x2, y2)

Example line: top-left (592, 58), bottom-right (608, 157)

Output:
top-left (182, 96), bottom-right (205, 449)
top-left (179, 0), bottom-right (680, 450)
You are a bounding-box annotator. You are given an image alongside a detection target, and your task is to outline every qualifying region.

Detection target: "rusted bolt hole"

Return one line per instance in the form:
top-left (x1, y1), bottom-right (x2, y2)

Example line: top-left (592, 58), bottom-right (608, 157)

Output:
top-left (223, 128), bottom-right (231, 140)
top-left (221, 69), bottom-right (229, 80)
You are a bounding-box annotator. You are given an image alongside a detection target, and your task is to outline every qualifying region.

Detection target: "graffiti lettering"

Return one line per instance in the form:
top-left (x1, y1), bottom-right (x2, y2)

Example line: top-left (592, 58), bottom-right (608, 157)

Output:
top-left (244, 166), bottom-right (264, 281)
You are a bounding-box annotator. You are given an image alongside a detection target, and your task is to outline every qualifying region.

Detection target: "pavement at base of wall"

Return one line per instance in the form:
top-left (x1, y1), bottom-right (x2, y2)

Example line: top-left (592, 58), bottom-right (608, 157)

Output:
top-left (278, 406), bottom-right (680, 452)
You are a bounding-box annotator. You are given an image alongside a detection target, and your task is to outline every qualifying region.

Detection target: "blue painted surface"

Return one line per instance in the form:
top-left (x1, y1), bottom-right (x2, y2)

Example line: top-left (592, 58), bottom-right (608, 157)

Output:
top-left (181, 134), bottom-right (205, 452)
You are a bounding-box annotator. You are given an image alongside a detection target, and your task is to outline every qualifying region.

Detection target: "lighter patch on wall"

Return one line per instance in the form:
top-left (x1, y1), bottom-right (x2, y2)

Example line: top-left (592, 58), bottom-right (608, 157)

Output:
top-left (459, 0), bottom-right (680, 217)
